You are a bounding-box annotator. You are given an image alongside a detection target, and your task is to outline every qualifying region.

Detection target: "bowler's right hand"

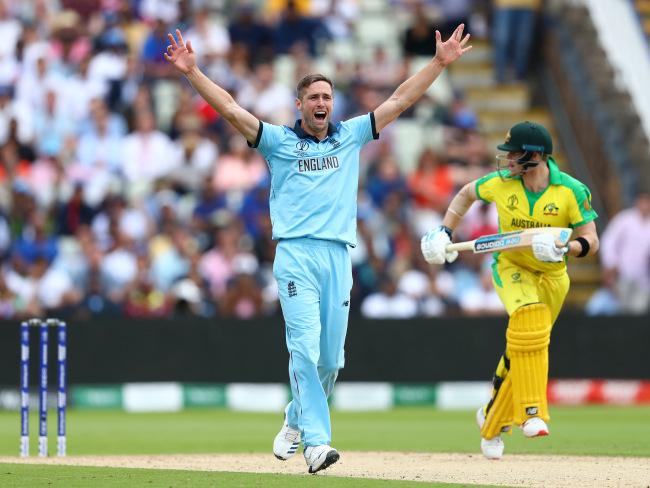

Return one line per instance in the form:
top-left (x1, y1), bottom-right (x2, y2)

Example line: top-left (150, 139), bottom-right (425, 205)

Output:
top-left (421, 226), bottom-right (459, 265)
top-left (164, 29), bottom-right (196, 75)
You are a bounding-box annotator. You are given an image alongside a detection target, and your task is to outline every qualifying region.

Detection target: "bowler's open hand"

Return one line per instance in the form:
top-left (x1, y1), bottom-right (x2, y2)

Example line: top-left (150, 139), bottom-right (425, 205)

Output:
top-left (435, 24), bottom-right (472, 67)
top-left (164, 29), bottom-right (196, 75)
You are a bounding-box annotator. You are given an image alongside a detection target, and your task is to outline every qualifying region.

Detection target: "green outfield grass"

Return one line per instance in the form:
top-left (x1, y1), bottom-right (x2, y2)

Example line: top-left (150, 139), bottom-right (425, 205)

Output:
top-left (0, 406), bottom-right (648, 487)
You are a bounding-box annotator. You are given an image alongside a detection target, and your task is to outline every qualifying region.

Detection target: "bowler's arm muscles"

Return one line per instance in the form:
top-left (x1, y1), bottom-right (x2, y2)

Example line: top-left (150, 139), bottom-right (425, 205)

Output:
top-left (567, 221), bottom-right (599, 257)
top-left (373, 58), bottom-right (446, 132)
top-left (186, 67), bottom-right (260, 144)
top-left (441, 181), bottom-right (479, 230)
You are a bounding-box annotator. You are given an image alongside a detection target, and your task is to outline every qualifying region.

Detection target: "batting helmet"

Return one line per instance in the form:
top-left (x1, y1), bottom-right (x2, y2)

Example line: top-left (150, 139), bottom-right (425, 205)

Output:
top-left (497, 121), bottom-right (553, 155)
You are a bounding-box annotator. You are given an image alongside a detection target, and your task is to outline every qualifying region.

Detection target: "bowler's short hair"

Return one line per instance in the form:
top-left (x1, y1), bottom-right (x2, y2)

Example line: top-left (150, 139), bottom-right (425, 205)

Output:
top-left (296, 74), bottom-right (334, 100)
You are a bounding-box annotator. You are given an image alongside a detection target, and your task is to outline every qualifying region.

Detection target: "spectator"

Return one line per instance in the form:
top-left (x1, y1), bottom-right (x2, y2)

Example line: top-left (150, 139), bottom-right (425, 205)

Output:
top-left (408, 148), bottom-right (455, 234)
top-left (273, 0), bottom-right (325, 57)
top-left (124, 254), bottom-right (172, 317)
top-left (74, 98), bottom-right (125, 196)
top-left (220, 272), bottom-right (264, 319)
top-left (237, 62), bottom-right (294, 125)
top-left (140, 17), bottom-right (177, 80)
top-left (402, 2), bottom-right (438, 57)
top-left (228, 4), bottom-right (274, 64)
top-left (0, 84), bottom-right (33, 145)
top-left (121, 110), bottom-right (175, 188)
top-left (598, 190), bottom-right (650, 314)
top-left (198, 221), bottom-right (258, 300)
top-left (358, 47), bottom-right (407, 91)
top-left (492, 0), bottom-right (541, 83)
top-left (169, 116), bottom-right (218, 193)
top-left (213, 135), bottom-right (268, 196)
top-left (185, 7), bottom-right (231, 63)
top-left (361, 273), bottom-right (418, 318)
top-left (56, 183), bottom-right (95, 235)
top-left (316, 0), bottom-right (360, 41)
top-left (32, 256), bottom-right (82, 314)
top-left (13, 210), bottom-right (58, 265)
top-left (366, 154), bottom-right (408, 209)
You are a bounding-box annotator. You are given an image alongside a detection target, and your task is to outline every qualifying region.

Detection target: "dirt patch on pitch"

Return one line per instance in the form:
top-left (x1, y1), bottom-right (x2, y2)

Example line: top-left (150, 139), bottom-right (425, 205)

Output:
top-left (1, 452), bottom-right (649, 487)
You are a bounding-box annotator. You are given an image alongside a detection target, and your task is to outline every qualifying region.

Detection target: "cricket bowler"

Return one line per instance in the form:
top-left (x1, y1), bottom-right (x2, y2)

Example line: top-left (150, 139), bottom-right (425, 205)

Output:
top-left (166, 25), bottom-right (471, 472)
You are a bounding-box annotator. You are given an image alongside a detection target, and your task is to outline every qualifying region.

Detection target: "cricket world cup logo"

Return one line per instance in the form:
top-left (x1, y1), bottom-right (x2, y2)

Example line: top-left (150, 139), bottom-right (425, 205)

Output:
top-left (507, 194), bottom-right (519, 210)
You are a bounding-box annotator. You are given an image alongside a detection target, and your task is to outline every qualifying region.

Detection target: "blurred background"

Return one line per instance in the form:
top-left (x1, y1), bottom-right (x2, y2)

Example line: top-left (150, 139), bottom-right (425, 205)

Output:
top-left (0, 0), bottom-right (648, 412)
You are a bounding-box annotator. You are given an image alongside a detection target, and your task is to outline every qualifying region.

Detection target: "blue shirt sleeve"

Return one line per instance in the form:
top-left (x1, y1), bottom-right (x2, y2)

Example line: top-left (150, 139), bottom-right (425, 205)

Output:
top-left (341, 112), bottom-right (379, 146)
top-left (249, 121), bottom-right (285, 160)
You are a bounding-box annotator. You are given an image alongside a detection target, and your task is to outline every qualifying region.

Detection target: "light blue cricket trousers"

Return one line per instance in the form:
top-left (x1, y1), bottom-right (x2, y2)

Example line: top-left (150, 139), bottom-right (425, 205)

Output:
top-left (273, 237), bottom-right (352, 447)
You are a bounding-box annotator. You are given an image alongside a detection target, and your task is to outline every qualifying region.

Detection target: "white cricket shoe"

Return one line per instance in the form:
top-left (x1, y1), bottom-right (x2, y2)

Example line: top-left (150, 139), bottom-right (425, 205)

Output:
top-left (480, 436), bottom-right (504, 460)
top-left (522, 417), bottom-right (549, 438)
top-left (273, 418), bottom-right (301, 460)
top-left (304, 445), bottom-right (340, 473)
top-left (476, 407), bottom-right (507, 460)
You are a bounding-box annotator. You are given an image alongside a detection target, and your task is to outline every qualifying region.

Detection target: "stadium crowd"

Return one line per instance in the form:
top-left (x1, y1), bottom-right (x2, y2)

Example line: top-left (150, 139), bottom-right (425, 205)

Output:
top-left (0, 1), bottom-right (644, 321)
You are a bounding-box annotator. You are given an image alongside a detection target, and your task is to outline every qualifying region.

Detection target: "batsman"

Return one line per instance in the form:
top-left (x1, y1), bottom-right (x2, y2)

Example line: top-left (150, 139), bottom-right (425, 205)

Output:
top-left (421, 121), bottom-right (599, 459)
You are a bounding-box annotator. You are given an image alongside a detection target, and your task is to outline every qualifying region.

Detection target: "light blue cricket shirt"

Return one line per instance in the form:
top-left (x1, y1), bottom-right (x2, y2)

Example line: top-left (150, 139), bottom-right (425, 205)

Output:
top-left (250, 113), bottom-right (379, 247)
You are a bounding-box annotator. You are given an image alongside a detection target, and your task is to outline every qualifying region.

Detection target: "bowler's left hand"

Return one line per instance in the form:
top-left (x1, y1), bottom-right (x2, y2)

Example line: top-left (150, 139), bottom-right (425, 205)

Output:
top-left (434, 24), bottom-right (472, 67)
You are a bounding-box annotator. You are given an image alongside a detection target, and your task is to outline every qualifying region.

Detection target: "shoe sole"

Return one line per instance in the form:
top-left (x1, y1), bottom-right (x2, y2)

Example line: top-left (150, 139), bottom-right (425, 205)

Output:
top-left (308, 450), bottom-right (340, 474)
top-left (525, 429), bottom-right (549, 438)
top-left (274, 444), bottom-right (299, 461)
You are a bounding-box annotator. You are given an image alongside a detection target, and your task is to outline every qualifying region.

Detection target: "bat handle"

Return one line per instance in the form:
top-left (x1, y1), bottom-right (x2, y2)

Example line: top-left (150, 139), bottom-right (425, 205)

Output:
top-left (446, 242), bottom-right (475, 252)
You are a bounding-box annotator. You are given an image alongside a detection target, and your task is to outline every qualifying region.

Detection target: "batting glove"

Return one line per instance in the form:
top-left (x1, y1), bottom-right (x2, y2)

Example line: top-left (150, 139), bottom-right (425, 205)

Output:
top-left (421, 226), bottom-right (459, 265)
top-left (531, 233), bottom-right (568, 262)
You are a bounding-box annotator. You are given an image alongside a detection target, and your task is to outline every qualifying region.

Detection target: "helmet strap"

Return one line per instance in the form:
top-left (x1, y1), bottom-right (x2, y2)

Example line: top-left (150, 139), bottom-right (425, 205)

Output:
top-left (517, 151), bottom-right (540, 171)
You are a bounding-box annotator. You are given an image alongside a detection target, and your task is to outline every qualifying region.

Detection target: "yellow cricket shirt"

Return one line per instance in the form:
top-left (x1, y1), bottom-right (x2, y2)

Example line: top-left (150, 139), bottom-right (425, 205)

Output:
top-left (475, 157), bottom-right (598, 275)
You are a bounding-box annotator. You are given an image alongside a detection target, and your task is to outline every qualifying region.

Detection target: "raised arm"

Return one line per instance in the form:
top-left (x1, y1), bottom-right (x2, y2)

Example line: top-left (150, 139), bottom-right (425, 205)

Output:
top-left (374, 24), bottom-right (472, 133)
top-left (165, 29), bottom-right (260, 143)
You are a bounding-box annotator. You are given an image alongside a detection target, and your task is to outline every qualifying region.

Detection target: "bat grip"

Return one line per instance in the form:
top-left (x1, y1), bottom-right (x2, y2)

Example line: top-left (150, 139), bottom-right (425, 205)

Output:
top-left (446, 242), bottom-right (475, 252)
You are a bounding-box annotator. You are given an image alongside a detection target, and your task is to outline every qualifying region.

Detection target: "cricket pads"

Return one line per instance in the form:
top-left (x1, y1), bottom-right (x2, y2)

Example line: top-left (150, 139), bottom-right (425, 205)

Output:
top-left (480, 364), bottom-right (513, 440)
top-left (506, 303), bottom-right (551, 425)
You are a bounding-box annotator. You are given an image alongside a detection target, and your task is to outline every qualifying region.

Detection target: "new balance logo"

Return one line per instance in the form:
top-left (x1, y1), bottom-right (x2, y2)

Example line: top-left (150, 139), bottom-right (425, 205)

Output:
top-left (288, 281), bottom-right (297, 297)
top-left (526, 406), bottom-right (538, 416)
top-left (342, 300), bottom-right (349, 307)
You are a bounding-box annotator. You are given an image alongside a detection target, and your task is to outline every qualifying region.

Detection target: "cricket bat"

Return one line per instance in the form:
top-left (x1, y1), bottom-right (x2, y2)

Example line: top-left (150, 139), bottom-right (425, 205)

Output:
top-left (446, 227), bottom-right (572, 254)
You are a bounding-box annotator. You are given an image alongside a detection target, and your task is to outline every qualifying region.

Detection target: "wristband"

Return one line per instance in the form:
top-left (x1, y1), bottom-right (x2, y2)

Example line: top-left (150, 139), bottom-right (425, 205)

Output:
top-left (440, 225), bottom-right (453, 239)
top-left (574, 237), bottom-right (590, 257)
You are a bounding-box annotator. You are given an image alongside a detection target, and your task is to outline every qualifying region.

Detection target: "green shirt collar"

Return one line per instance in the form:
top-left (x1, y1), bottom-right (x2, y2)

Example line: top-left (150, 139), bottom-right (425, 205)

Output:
top-left (548, 157), bottom-right (561, 185)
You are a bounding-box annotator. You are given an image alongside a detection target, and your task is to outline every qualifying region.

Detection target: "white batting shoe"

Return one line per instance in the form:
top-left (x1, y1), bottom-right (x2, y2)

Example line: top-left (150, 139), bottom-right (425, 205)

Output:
top-left (522, 417), bottom-right (549, 438)
top-left (273, 418), bottom-right (301, 460)
top-left (304, 445), bottom-right (340, 473)
top-left (480, 436), bottom-right (504, 460)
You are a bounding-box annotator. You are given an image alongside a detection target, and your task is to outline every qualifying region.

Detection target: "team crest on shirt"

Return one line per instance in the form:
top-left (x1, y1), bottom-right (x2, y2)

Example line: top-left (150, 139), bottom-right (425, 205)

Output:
top-left (543, 202), bottom-right (560, 216)
top-left (506, 194), bottom-right (519, 210)
top-left (294, 140), bottom-right (310, 157)
top-left (288, 281), bottom-right (297, 297)
top-left (330, 138), bottom-right (341, 149)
